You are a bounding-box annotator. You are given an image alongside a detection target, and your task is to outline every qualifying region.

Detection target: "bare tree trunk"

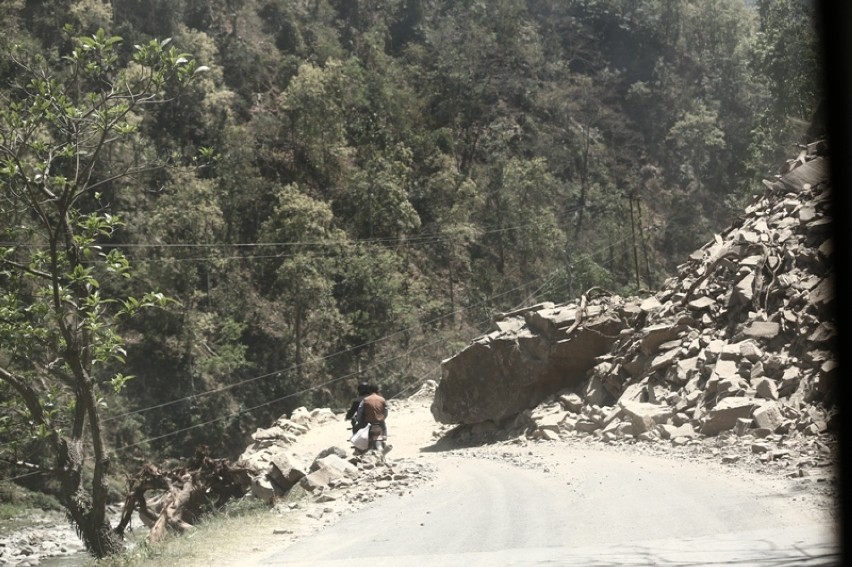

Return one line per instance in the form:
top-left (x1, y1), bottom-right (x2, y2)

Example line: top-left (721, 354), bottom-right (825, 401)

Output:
top-left (575, 124), bottom-right (592, 238)
top-left (295, 304), bottom-right (303, 380)
top-left (448, 259), bottom-right (455, 317)
top-left (57, 438), bottom-right (124, 557)
top-left (636, 198), bottom-right (654, 288)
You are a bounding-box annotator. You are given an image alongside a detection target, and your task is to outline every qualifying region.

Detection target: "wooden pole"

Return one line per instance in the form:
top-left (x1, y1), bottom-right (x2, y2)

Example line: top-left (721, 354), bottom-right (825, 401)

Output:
top-left (636, 197), bottom-right (653, 288)
top-left (629, 196), bottom-right (641, 289)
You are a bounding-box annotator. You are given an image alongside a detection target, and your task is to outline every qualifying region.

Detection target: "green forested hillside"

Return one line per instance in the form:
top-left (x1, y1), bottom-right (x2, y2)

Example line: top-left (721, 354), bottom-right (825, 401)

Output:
top-left (0, 0), bottom-right (823, 499)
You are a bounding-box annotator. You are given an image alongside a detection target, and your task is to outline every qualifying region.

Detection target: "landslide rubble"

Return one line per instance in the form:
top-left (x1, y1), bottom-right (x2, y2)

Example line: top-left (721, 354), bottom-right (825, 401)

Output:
top-left (434, 141), bottom-right (838, 482)
top-left (574, 145), bottom-right (836, 438)
top-left (237, 390), bottom-right (436, 517)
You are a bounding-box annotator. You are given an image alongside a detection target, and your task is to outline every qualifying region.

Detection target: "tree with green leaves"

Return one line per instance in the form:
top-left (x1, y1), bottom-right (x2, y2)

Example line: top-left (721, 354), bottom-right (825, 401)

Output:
top-left (259, 183), bottom-right (350, 384)
top-left (0, 29), bottom-right (201, 557)
top-left (746, 0), bottom-right (824, 175)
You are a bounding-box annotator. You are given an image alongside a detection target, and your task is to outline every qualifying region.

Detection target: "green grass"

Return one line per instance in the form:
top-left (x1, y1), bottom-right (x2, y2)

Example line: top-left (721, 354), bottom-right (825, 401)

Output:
top-left (0, 481), bottom-right (62, 521)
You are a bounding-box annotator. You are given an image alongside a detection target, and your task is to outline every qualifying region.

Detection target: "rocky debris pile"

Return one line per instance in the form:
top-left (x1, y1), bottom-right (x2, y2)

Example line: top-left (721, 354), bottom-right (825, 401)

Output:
top-left (563, 143), bottom-right (836, 442)
top-left (239, 406), bottom-right (341, 501)
top-left (436, 142), bottom-right (837, 465)
top-left (303, 452), bottom-right (434, 510)
top-left (520, 395), bottom-right (838, 484)
top-left (263, 452), bottom-right (436, 552)
top-left (238, 403), bottom-right (431, 515)
top-left (244, 406), bottom-right (339, 450)
top-left (406, 378), bottom-right (438, 402)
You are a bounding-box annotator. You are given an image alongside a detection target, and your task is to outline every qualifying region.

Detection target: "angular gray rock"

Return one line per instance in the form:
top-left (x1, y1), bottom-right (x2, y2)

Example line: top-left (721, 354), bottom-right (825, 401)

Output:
top-left (752, 402), bottom-right (784, 432)
top-left (431, 298), bottom-right (626, 424)
top-left (300, 453), bottom-right (360, 492)
top-left (701, 398), bottom-right (759, 436)
top-left (620, 401), bottom-right (674, 435)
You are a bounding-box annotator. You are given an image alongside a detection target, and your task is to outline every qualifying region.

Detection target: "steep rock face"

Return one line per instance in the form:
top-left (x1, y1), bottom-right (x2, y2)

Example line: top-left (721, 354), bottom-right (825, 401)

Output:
top-left (431, 297), bottom-right (628, 424)
top-left (434, 141), bottom-right (836, 438)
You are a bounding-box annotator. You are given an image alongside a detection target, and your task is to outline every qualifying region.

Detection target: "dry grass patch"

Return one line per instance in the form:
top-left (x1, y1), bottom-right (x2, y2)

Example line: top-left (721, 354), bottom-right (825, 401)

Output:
top-left (91, 499), bottom-right (293, 567)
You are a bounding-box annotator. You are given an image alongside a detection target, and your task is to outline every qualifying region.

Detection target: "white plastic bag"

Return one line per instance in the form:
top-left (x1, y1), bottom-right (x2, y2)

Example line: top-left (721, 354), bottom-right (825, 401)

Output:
top-left (350, 425), bottom-right (370, 451)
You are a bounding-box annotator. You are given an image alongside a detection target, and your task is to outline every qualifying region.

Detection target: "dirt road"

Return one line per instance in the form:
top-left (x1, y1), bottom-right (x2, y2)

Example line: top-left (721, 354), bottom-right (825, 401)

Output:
top-left (228, 392), bottom-right (840, 567)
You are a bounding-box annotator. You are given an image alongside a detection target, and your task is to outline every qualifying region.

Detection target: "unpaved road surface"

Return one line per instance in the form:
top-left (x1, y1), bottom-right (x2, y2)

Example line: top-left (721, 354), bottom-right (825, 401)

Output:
top-left (228, 393), bottom-right (841, 567)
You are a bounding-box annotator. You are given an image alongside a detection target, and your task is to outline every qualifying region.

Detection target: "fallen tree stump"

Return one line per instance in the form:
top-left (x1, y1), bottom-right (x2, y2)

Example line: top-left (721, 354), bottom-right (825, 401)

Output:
top-left (116, 445), bottom-right (257, 544)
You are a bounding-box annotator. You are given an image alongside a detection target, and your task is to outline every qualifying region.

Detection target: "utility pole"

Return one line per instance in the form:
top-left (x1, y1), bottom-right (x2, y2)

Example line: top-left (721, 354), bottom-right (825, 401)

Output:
top-left (629, 195), bottom-right (641, 289)
top-left (635, 197), bottom-right (653, 288)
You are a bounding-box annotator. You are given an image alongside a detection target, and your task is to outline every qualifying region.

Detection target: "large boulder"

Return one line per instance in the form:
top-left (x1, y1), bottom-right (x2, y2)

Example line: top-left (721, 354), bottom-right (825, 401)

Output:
top-left (700, 397), bottom-right (759, 436)
top-left (431, 301), bottom-right (626, 424)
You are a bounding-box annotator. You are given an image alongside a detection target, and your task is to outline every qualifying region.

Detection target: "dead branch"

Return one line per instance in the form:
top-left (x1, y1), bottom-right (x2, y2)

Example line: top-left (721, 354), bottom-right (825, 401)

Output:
top-left (116, 445), bottom-right (256, 544)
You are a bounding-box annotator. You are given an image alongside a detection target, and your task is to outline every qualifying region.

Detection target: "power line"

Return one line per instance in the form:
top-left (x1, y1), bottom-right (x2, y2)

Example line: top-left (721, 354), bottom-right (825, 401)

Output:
top-left (0, 275), bottom-right (587, 478)
top-left (102, 263), bottom-right (591, 451)
top-left (0, 328), bottom-right (464, 476)
top-left (3, 243), bottom-right (632, 461)
top-left (0, 314), bottom-right (479, 481)
top-left (102, 265), bottom-right (563, 423)
top-left (1, 233), bottom-right (637, 473)
top-left (0, 205), bottom-right (584, 257)
top-left (111, 352), bottom-right (456, 455)
top-left (107, 266), bottom-right (594, 455)
top-left (0, 207), bottom-right (640, 430)
top-left (0, 469), bottom-right (45, 483)
top-left (5, 233), bottom-right (630, 430)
